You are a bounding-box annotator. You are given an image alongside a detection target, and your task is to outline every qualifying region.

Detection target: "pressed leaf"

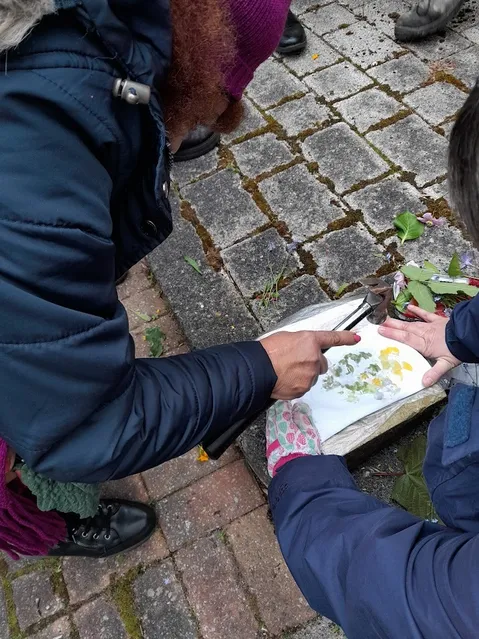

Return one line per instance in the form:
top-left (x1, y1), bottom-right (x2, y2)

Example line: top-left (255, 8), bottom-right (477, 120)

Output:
top-left (144, 326), bottom-right (166, 357)
top-left (394, 212), bottom-right (425, 244)
top-left (407, 280), bottom-right (436, 312)
top-left (423, 260), bottom-right (440, 273)
top-left (448, 252), bottom-right (462, 277)
top-left (392, 436), bottom-right (441, 521)
top-left (428, 281), bottom-right (479, 298)
top-left (393, 289), bottom-right (413, 310)
top-left (336, 283), bottom-right (348, 295)
top-left (184, 255), bottom-right (202, 274)
top-left (401, 265), bottom-right (437, 282)
top-left (134, 311), bottom-right (152, 322)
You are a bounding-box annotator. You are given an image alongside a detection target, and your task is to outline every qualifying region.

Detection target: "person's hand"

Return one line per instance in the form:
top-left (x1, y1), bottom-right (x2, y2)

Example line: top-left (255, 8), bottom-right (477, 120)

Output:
top-left (260, 330), bottom-right (360, 400)
top-left (266, 400), bottom-right (322, 477)
top-left (378, 305), bottom-right (461, 387)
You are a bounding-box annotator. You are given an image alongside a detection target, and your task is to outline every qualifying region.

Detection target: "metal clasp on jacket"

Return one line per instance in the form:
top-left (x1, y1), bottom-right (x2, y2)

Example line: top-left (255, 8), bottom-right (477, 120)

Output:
top-left (112, 79), bottom-right (151, 105)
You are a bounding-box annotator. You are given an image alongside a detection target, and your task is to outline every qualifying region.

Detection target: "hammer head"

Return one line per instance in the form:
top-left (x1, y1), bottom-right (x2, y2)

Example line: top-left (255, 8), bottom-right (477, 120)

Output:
top-left (360, 277), bottom-right (393, 325)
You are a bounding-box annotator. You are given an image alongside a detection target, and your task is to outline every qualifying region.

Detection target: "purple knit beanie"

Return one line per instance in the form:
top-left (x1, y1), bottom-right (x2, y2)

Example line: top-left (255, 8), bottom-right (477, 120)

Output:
top-left (225, 0), bottom-right (291, 100)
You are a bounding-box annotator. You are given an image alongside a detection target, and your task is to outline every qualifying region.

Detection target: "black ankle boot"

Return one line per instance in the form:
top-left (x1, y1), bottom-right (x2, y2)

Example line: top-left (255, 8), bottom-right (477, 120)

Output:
top-left (49, 499), bottom-right (156, 558)
top-left (277, 11), bottom-right (307, 55)
top-left (174, 125), bottom-right (221, 162)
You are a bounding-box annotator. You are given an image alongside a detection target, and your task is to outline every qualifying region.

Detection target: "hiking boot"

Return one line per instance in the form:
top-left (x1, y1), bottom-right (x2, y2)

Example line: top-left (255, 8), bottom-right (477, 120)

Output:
top-left (49, 499), bottom-right (156, 558)
top-left (277, 11), bottom-right (307, 55)
top-left (395, 0), bottom-right (466, 41)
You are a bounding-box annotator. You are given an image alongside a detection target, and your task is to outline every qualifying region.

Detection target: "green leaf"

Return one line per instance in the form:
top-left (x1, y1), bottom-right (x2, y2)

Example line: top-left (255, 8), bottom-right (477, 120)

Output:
top-left (423, 260), bottom-right (440, 273)
top-left (428, 281), bottom-right (479, 298)
top-left (407, 280), bottom-right (436, 312)
top-left (144, 326), bottom-right (166, 357)
top-left (400, 265), bottom-right (437, 282)
top-left (448, 252), bottom-right (462, 277)
top-left (184, 255), bottom-right (202, 274)
top-left (392, 436), bottom-right (441, 521)
top-left (394, 212), bottom-right (425, 244)
top-left (393, 289), bottom-right (413, 310)
top-left (336, 283), bottom-right (348, 296)
top-left (134, 311), bottom-right (152, 322)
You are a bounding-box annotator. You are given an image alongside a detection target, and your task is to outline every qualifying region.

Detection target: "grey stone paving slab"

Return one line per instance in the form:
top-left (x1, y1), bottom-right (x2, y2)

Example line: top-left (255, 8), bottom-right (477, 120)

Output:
top-left (223, 98), bottom-right (267, 144)
top-left (335, 88), bottom-right (403, 132)
top-left (345, 176), bottom-right (427, 232)
top-left (291, 0), bottom-right (333, 13)
top-left (75, 598), bottom-right (127, 639)
top-left (306, 224), bottom-right (384, 289)
top-left (367, 54), bottom-right (431, 94)
top-left (182, 170), bottom-right (266, 248)
top-left (270, 95), bottom-right (332, 136)
top-left (356, 0), bottom-right (406, 38)
top-left (231, 133), bottom-right (294, 177)
top-left (403, 82), bottom-right (467, 125)
top-left (281, 29), bottom-right (343, 77)
top-left (445, 45), bottom-right (479, 88)
top-left (423, 179), bottom-right (450, 202)
top-left (304, 61), bottom-right (373, 101)
top-left (302, 4), bottom-right (357, 35)
top-left (31, 616), bottom-right (73, 639)
top-left (441, 120), bottom-right (456, 138)
top-left (303, 122), bottom-right (389, 192)
top-left (260, 163), bottom-right (344, 239)
top-left (12, 571), bottom-right (63, 631)
top-left (324, 21), bottom-right (405, 68)
top-left (392, 223), bottom-right (478, 270)
top-left (134, 560), bottom-right (198, 639)
top-left (221, 227), bottom-right (301, 296)
top-left (173, 149), bottom-right (218, 187)
top-left (288, 616), bottom-right (345, 638)
top-left (252, 274), bottom-right (330, 330)
top-left (367, 115), bottom-right (448, 186)
top-left (406, 31), bottom-right (472, 61)
top-left (148, 196), bottom-right (260, 348)
top-left (451, 0), bottom-right (479, 31)
top-left (246, 59), bottom-right (304, 109)
top-left (463, 24), bottom-right (479, 43)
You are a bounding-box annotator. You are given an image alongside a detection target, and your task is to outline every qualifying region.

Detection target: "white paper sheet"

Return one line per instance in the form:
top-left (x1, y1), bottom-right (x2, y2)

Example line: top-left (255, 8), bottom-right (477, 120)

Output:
top-left (295, 323), bottom-right (432, 442)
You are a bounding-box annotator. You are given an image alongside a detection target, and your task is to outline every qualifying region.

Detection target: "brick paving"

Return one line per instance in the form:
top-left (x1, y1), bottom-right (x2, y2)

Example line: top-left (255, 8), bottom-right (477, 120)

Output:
top-left (4, 2), bottom-right (479, 638)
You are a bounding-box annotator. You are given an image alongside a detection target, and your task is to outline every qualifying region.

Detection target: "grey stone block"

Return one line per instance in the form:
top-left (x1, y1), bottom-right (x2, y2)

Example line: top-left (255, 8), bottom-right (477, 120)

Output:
top-left (463, 24), bottom-right (479, 43)
top-left (281, 29), bottom-right (343, 77)
top-left (221, 228), bottom-right (301, 296)
top-left (441, 120), bottom-right (455, 138)
top-left (172, 149), bottom-right (218, 187)
top-left (231, 133), bottom-right (294, 177)
top-left (445, 45), bottom-right (479, 88)
top-left (134, 560), bottom-right (198, 639)
top-left (345, 176), bottom-right (427, 232)
top-left (423, 180), bottom-right (450, 202)
top-left (270, 95), bottom-right (332, 136)
top-left (288, 616), bottom-right (345, 639)
top-left (303, 123), bottom-right (389, 193)
top-left (302, 4), bottom-right (357, 35)
top-left (367, 55), bottom-right (431, 94)
top-left (406, 31), bottom-right (472, 61)
top-left (324, 21), bottom-right (405, 69)
top-left (291, 0), bottom-right (334, 13)
top-left (392, 223), bottom-right (478, 270)
top-left (252, 274), bottom-right (329, 330)
top-left (354, 0), bottom-right (406, 37)
top-left (451, 2), bottom-right (479, 31)
top-left (403, 82), bottom-right (467, 125)
top-left (246, 59), bottom-right (304, 109)
top-left (304, 61), bottom-right (373, 101)
top-left (31, 617), bottom-right (73, 639)
top-left (260, 164), bottom-right (344, 239)
top-left (335, 88), bottom-right (403, 132)
top-left (148, 195), bottom-right (260, 348)
top-left (306, 224), bottom-right (384, 289)
top-left (182, 170), bottom-right (266, 248)
top-left (75, 598), bottom-right (127, 639)
top-left (12, 571), bottom-right (63, 630)
top-left (367, 115), bottom-right (448, 186)
top-left (223, 99), bottom-right (267, 144)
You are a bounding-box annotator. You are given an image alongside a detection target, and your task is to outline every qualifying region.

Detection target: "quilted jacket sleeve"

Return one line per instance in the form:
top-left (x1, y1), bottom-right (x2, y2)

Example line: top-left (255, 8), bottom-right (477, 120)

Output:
top-left (0, 69), bottom-right (276, 483)
top-left (446, 294), bottom-right (479, 363)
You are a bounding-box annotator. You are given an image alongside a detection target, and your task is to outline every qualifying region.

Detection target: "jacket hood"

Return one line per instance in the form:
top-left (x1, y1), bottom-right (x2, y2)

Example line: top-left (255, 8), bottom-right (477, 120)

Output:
top-left (0, 0), bottom-right (56, 52)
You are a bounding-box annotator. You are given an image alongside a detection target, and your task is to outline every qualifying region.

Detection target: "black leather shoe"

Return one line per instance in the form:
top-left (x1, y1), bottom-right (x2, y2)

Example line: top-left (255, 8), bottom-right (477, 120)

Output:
top-left (277, 11), bottom-right (307, 55)
top-left (49, 499), bottom-right (156, 558)
top-left (395, 0), bottom-right (466, 41)
top-left (174, 125), bottom-right (221, 162)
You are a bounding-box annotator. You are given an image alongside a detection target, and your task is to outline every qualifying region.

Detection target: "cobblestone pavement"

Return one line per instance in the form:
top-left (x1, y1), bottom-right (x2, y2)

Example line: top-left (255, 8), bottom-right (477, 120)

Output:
top-left (4, 2), bottom-right (479, 638)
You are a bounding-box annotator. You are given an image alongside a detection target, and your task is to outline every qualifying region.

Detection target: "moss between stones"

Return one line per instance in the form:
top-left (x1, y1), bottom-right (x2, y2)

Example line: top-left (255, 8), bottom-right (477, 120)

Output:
top-left (111, 571), bottom-right (143, 639)
top-left (366, 109), bottom-right (411, 133)
top-left (227, 125), bottom-right (271, 146)
top-left (241, 178), bottom-right (276, 222)
top-left (424, 70), bottom-right (469, 93)
top-left (2, 577), bottom-right (21, 639)
top-left (344, 170), bottom-right (394, 195)
top-left (255, 157), bottom-right (302, 183)
top-left (216, 146), bottom-right (235, 171)
top-left (179, 201), bottom-right (223, 271)
top-left (425, 195), bottom-right (457, 224)
top-left (50, 563), bottom-right (69, 605)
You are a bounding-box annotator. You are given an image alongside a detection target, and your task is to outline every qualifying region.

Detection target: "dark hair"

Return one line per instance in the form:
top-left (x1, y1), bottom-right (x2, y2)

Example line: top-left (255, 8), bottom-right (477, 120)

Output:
top-left (449, 83), bottom-right (479, 246)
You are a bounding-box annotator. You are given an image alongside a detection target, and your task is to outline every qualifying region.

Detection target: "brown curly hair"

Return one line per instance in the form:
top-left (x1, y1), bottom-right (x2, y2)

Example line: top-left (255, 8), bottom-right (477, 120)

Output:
top-left (162, 0), bottom-right (244, 141)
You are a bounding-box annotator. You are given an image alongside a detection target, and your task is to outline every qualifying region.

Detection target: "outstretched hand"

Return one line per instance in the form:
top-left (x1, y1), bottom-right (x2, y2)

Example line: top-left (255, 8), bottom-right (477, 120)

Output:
top-left (378, 305), bottom-right (460, 386)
